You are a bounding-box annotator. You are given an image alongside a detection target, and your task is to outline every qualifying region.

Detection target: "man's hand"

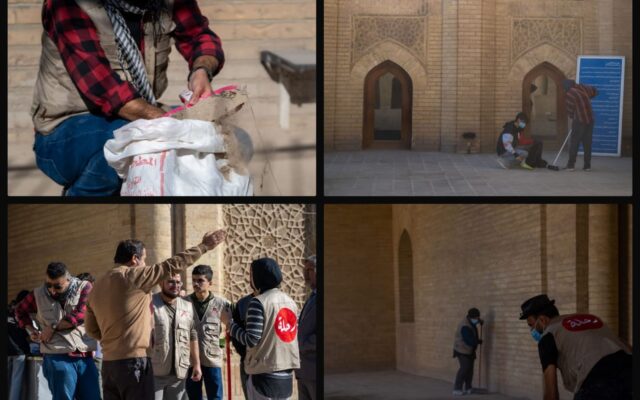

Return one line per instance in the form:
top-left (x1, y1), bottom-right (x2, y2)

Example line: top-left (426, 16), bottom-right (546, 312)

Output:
top-left (188, 69), bottom-right (213, 106)
top-left (28, 329), bottom-right (42, 343)
top-left (118, 98), bottom-right (166, 121)
top-left (191, 365), bottom-right (203, 382)
top-left (202, 229), bottom-right (226, 250)
top-left (40, 326), bottom-right (55, 344)
top-left (188, 56), bottom-right (219, 106)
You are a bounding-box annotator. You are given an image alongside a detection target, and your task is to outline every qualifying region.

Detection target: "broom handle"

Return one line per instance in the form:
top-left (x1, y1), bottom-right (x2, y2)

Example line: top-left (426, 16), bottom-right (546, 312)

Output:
top-left (227, 331), bottom-right (232, 400)
top-left (552, 129), bottom-right (572, 166)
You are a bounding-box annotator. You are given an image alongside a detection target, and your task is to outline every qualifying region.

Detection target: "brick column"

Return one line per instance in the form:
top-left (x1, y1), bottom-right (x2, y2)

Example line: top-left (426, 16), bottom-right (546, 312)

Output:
top-left (440, 0), bottom-right (458, 152)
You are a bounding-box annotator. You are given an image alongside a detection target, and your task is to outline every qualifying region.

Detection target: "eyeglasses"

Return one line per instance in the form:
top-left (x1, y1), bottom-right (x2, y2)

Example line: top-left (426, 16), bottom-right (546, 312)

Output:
top-left (166, 280), bottom-right (183, 286)
top-left (45, 282), bottom-right (64, 290)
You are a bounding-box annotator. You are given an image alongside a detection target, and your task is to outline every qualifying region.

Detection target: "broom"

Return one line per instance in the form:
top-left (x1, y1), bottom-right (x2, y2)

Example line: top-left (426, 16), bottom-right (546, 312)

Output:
top-left (472, 322), bottom-right (489, 394)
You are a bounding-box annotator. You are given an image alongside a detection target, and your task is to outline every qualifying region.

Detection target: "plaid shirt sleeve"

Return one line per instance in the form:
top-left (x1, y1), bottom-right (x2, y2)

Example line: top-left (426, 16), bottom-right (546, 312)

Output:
top-left (43, 0), bottom-right (140, 117)
top-left (172, 0), bottom-right (225, 75)
top-left (64, 282), bottom-right (92, 327)
top-left (15, 292), bottom-right (37, 330)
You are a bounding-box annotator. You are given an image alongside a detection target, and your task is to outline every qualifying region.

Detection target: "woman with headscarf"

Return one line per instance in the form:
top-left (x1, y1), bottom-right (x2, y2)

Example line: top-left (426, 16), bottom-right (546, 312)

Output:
top-left (222, 258), bottom-right (300, 400)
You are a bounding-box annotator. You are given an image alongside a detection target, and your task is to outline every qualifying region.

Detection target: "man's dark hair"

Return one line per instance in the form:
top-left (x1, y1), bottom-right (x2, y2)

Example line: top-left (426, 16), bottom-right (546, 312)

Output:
top-left (192, 265), bottom-right (213, 282)
top-left (536, 304), bottom-right (560, 318)
top-left (77, 272), bottom-right (95, 283)
top-left (113, 240), bottom-right (145, 264)
top-left (515, 112), bottom-right (528, 123)
top-left (46, 262), bottom-right (68, 279)
top-left (15, 290), bottom-right (30, 304)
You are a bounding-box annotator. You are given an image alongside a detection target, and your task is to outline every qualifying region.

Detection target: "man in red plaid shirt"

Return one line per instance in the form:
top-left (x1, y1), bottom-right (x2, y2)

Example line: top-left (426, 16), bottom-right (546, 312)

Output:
top-left (14, 262), bottom-right (99, 400)
top-left (563, 79), bottom-right (598, 171)
top-left (30, 0), bottom-right (225, 196)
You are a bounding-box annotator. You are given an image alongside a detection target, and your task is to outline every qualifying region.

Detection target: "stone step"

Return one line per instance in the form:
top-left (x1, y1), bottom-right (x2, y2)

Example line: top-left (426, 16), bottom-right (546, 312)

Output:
top-left (8, 19), bottom-right (314, 46)
top-left (8, 2), bottom-right (315, 24)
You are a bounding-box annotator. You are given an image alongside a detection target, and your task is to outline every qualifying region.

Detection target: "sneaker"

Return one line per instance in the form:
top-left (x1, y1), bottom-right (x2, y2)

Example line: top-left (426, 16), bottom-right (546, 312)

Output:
top-left (452, 390), bottom-right (464, 396)
top-left (464, 389), bottom-right (473, 395)
top-left (584, 167), bottom-right (591, 172)
top-left (566, 166), bottom-right (575, 171)
top-left (496, 158), bottom-right (508, 169)
top-left (520, 161), bottom-right (534, 170)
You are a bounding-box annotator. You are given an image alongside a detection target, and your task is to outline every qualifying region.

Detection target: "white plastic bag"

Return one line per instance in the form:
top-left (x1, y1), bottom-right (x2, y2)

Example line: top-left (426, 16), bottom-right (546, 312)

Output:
top-left (104, 117), bottom-right (253, 196)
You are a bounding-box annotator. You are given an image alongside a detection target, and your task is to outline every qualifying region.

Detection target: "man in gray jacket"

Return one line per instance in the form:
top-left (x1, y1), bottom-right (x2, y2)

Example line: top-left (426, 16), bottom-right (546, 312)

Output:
top-left (151, 272), bottom-right (202, 399)
top-left (296, 256), bottom-right (317, 400)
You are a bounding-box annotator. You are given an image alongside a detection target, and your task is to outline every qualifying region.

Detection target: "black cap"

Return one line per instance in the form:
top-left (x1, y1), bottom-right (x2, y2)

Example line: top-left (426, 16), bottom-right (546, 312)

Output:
top-left (467, 308), bottom-right (480, 318)
top-left (515, 112), bottom-right (528, 123)
top-left (519, 294), bottom-right (555, 320)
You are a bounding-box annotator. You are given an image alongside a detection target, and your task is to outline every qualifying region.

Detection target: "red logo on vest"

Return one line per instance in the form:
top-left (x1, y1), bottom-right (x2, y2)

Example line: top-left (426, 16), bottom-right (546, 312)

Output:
top-left (562, 314), bottom-right (603, 332)
top-left (275, 308), bottom-right (297, 342)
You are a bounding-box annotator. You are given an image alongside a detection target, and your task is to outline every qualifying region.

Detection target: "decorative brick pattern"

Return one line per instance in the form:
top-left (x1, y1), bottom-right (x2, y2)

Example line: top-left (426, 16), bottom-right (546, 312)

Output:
top-left (352, 16), bottom-right (427, 68)
top-left (511, 18), bottom-right (582, 65)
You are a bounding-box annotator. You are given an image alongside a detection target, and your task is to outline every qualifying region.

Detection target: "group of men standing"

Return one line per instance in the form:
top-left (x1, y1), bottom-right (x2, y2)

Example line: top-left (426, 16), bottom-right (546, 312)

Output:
top-left (13, 229), bottom-right (317, 400)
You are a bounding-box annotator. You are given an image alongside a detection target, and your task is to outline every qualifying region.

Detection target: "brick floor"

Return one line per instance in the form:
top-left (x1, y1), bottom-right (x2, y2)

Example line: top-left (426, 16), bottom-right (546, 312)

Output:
top-left (325, 370), bottom-right (527, 400)
top-left (324, 150), bottom-right (632, 196)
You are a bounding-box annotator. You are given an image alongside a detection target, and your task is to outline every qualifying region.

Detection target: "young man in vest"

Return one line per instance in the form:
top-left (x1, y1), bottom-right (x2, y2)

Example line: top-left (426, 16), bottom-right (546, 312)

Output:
top-left (562, 80), bottom-right (598, 171)
top-left (452, 307), bottom-right (483, 396)
top-left (151, 272), bottom-right (202, 399)
top-left (85, 229), bottom-right (226, 400)
top-left (14, 262), bottom-right (100, 400)
top-left (184, 264), bottom-right (231, 400)
top-left (496, 112), bottom-right (545, 170)
top-left (296, 255), bottom-right (317, 400)
top-left (222, 258), bottom-right (301, 400)
top-left (31, 0), bottom-right (225, 196)
top-left (520, 294), bottom-right (632, 400)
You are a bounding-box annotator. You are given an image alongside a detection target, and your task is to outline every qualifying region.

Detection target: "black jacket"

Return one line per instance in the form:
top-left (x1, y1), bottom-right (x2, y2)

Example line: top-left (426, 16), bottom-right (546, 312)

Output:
top-left (496, 121), bottom-right (524, 155)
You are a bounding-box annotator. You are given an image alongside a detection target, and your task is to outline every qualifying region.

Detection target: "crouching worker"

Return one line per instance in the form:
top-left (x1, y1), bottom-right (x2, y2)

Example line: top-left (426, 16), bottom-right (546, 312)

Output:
top-left (496, 112), bottom-right (545, 170)
top-left (151, 273), bottom-right (202, 400)
top-left (520, 294), bottom-right (632, 400)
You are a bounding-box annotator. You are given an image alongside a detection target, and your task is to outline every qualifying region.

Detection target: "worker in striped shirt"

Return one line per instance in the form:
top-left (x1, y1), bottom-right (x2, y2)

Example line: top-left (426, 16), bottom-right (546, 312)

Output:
top-left (563, 79), bottom-right (598, 171)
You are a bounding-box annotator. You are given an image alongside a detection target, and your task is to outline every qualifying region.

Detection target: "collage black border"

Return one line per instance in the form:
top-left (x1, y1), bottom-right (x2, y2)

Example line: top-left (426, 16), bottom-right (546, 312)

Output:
top-left (1, 0), bottom-right (639, 398)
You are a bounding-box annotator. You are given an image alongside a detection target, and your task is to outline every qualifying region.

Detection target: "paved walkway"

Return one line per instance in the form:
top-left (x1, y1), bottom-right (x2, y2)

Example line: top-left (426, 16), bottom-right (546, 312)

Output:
top-left (324, 150), bottom-right (632, 196)
top-left (325, 371), bottom-right (528, 400)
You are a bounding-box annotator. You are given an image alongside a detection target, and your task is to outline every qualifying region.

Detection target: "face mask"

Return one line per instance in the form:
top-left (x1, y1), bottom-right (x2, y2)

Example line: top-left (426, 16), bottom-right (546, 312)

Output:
top-left (530, 318), bottom-right (543, 342)
top-left (470, 318), bottom-right (479, 325)
top-left (518, 121), bottom-right (526, 129)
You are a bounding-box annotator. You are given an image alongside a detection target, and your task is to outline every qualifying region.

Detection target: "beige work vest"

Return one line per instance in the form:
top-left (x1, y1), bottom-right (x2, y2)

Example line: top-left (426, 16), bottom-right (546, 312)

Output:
top-left (150, 293), bottom-right (194, 379)
top-left (186, 294), bottom-right (231, 368)
top-left (543, 313), bottom-right (630, 393)
top-left (34, 279), bottom-right (97, 354)
top-left (31, 0), bottom-right (175, 134)
top-left (453, 318), bottom-right (477, 355)
top-left (245, 289), bottom-right (300, 375)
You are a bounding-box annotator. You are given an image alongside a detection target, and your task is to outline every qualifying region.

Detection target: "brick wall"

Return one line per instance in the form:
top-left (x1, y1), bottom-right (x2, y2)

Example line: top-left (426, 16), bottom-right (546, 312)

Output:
top-left (8, 0), bottom-right (316, 195)
top-left (324, 204), bottom-right (396, 372)
top-left (325, 204), bottom-right (632, 399)
top-left (325, 0), bottom-right (633, 154)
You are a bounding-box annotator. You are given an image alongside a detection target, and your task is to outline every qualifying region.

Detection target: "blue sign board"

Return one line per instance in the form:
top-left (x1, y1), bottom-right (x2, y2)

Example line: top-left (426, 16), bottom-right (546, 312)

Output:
top-left (576, 56), bottom-right (625, 156)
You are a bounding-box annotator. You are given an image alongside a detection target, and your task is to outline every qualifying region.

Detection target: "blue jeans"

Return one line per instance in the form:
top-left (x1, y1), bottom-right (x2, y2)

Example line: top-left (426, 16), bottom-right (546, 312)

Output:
top-left (42, 354), bottom-right (101, 400)
top-left (33, 113), bottom-right (129, 196)
top-left (7, 355), bottom-right (26, 400)
top-left (186, 366), bottom-right (223, 400)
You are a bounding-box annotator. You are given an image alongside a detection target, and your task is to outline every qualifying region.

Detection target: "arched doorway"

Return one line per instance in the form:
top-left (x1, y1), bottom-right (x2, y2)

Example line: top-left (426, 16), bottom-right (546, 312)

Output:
top-left (522, 62), bottom-right (568, 149)
top-left (363, 60), bottom-right (412, 149)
